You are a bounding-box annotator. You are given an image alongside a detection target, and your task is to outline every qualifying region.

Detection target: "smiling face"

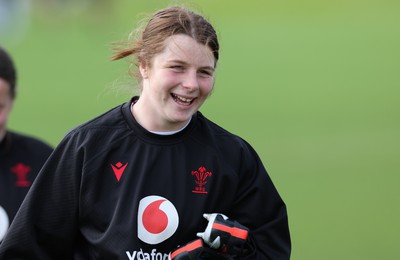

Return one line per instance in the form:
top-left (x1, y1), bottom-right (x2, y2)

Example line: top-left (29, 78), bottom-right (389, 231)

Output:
top-left (133, 34), bottom-right (215, 132)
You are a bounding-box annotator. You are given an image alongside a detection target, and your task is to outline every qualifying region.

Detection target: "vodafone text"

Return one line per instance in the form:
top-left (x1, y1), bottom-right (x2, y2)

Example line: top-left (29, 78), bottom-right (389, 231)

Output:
top-left (126, 249), bottom-right (169, 260)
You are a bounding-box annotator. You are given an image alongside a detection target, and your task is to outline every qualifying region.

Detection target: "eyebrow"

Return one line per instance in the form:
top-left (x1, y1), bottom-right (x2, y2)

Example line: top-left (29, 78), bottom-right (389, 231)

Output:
top-left (167, 60), bottom-right (215, 71)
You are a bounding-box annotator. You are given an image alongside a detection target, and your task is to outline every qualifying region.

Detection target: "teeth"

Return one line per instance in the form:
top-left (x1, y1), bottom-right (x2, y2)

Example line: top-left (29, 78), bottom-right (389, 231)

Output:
top-left (173, 94), bottom-right (193, 103)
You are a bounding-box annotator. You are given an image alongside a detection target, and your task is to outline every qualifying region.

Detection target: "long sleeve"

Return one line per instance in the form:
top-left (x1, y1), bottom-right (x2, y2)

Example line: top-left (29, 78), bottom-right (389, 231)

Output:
top-left (229, 141), bottom-right (291, 259)
top-left (0, 133), bottom-right (83, 259)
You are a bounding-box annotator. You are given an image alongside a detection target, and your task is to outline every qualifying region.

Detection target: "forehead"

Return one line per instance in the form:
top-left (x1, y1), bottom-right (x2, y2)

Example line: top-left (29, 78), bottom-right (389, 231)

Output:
top-left (155, 34), bottom-right (215, 67)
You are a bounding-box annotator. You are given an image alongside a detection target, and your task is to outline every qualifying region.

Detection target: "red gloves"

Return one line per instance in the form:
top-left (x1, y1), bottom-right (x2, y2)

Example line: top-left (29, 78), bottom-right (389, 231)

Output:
top-left (169, 213), bottom-right (249, 260)
top-left (169, 239), bottom-right (204, 260)
top-left (197, 213), bottom-right (249, 255)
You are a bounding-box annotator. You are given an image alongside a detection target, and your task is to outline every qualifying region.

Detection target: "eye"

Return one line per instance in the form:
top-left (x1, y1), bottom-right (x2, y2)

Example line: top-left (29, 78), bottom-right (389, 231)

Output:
top-left (170, 65), bottom-right (184, 72)
top-left (198, 69), bottom-right (213, 78)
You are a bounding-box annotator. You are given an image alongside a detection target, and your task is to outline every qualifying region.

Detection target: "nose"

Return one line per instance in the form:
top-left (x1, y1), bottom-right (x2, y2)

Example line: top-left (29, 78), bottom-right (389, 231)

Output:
top-left (181, 71), bottom-right (199, 91)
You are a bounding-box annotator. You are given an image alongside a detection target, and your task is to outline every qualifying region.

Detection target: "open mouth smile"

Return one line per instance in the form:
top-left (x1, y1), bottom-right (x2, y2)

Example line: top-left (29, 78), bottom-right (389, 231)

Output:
top-left (171, 93), bottom-right (195, 106)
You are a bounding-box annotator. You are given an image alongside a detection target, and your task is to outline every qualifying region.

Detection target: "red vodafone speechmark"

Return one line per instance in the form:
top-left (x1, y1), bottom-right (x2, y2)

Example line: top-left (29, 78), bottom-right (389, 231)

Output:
top-left (142, 199), bottom-right (168, 234)
top-left (138, 195), bottom-right (179, 244)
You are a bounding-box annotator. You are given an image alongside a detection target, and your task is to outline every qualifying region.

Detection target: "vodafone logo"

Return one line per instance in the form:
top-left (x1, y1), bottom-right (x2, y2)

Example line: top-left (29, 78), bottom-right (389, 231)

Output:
top-left (0, 206), bottom-right (10, 242)
top-left (137, 195), bottom-right (179, 245)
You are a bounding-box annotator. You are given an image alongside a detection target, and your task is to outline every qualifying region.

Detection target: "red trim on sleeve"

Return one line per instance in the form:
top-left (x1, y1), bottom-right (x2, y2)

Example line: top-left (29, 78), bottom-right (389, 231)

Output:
top-left (170, 239), bottom-right (202, 259)
top-left (212, 223), bottom-right (248, 240)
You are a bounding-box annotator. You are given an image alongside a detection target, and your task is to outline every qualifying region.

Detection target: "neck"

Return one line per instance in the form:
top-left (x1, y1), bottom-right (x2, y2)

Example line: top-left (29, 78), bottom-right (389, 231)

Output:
top-left (131, 98), bottom-right (190, 132)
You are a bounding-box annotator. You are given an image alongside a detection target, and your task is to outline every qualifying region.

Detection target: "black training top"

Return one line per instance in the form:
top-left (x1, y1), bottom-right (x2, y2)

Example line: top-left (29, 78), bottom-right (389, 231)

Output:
top-left (0, 131), bottom-right (53, 241)
top-left (0, 98), bottom-right (291, 259)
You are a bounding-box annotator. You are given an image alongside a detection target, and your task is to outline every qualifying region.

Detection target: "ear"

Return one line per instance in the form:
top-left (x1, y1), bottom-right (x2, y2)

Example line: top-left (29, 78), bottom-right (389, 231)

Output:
top-left (139, 62), bottom-right (149, 79)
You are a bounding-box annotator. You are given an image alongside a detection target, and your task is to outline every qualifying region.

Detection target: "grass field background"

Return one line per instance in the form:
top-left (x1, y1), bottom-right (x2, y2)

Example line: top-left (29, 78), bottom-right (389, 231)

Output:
top-left (2, 0), bottom-right (399, 259)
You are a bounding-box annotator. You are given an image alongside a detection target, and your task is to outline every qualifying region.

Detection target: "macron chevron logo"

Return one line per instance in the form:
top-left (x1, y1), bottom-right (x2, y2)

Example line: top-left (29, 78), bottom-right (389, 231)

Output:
top-left (111, 162), bottom-right (128, 181)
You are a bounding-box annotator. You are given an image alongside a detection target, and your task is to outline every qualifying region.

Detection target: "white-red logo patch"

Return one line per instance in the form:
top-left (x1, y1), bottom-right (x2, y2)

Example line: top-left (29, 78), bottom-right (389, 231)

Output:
top-left (137, 195), bottom-right (179, 245)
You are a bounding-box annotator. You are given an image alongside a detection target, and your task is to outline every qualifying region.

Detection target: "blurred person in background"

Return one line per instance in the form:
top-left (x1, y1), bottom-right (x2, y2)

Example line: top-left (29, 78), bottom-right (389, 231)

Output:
top-left (0, 47), bottom-right (53, 243)
top-left (0, 0), bottom-right (32, 44)
top-left (0, 6), bottom-right (290, 259)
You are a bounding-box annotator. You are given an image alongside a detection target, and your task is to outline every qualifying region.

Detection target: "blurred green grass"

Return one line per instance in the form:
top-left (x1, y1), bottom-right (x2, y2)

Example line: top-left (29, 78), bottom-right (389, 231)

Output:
top-left (2, 0), bottom-right (399, 259)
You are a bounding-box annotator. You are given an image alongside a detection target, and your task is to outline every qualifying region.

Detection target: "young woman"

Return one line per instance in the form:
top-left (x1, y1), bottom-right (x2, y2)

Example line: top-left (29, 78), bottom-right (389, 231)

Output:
top-left (0, 47), bottom-right (53, 243)
top-left (0, 6), bottom-right (291, 259)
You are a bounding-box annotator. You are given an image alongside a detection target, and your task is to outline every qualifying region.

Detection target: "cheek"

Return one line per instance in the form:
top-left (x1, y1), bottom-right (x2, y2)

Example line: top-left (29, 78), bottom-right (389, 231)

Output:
top-left (0, 112), bottom-right (7, 128)
top-left (0, 106), bottom-right (12, 125)
top-left (200, 78), bottom-right (214, 94)
top-left (152, 72), bottom-right (179, 91)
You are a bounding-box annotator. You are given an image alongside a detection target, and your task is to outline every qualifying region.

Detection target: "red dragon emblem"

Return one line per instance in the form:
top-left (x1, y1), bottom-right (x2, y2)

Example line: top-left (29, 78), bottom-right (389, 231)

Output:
top-left (191, 166), bottom-right (212, 194)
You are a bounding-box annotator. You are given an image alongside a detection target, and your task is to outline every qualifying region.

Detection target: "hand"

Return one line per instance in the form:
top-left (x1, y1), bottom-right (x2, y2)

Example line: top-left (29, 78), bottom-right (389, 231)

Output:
top-left (196, 213), bottom-right (249, 255)
top-left (169, 239), bottom-right (203, 260)
top-left (169, 238), bottom-right (231, 260)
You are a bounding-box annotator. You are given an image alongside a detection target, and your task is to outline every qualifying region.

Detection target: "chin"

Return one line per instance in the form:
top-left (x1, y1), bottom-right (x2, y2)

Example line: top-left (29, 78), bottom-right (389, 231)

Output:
top-left (171, 113), bottom-right (193, 124)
